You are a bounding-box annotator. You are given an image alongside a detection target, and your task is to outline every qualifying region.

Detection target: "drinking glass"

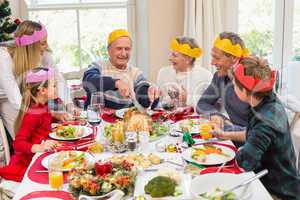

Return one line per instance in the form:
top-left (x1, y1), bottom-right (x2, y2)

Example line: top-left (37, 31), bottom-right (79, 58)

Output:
top-left (91, 92), bottom-right (105, 113)
top-left (48, 157), bottom-right (63, 190)
top-left (138, 131), bottom-right (150, 152)
top-left (87, 104), bottom-right (101, 139)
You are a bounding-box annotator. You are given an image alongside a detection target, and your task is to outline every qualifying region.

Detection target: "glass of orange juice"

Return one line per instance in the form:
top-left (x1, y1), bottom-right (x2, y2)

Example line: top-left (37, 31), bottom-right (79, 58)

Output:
top-left (48, 157), bottom-right (63, 190)
top-left (200, 123), bottom-right (213, 140)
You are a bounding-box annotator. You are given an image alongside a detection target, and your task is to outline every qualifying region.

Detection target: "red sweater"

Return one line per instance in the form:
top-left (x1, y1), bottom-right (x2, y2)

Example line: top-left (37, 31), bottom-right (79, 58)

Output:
top-left (0, 103), bottom-right (52, 182)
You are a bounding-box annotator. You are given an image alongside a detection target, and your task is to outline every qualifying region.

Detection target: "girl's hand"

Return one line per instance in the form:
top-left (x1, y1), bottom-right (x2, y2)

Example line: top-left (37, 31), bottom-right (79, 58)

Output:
top-left (51, 111), bottom-right (69, 122)
top-left (41, 140), bottom-right (59, 152)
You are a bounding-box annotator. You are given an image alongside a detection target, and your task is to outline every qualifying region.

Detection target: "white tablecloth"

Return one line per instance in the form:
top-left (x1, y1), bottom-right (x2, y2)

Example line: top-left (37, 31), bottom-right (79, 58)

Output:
top-left (13, 122), bottom-right (273, 200)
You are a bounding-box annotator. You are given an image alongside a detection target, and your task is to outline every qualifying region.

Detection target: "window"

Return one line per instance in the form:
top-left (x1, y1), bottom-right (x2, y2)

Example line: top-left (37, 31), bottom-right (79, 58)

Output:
top-left (238, 0), bottom-right (274, 63)
top-left (27, 0), bottom-right (132, 73)
top-left (292, 0), bottom-right (300, 61)
top-left (239, 0), bottom-right (300, 96)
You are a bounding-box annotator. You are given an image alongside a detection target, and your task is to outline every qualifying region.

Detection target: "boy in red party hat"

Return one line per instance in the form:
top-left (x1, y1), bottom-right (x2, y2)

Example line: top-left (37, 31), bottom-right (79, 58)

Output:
top-left (233, 56), bottom-right (300, 200)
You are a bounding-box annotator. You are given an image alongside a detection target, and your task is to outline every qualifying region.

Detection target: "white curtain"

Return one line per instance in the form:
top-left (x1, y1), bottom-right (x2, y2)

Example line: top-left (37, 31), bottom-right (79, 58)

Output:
top-left (184, 0), bottom-right (238, 70)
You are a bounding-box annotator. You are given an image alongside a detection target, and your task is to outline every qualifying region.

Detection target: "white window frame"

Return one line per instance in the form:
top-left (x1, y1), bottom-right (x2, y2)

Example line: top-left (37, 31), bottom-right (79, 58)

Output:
top-left (25, 0), bottom-right (136, 70)
top-left (237, 0), bottom-right (296, 93)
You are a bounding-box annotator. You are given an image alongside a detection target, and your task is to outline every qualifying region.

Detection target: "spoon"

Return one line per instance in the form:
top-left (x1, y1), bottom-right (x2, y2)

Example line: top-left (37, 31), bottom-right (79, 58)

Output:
top-left (199, 169), bottom-right (268, 198)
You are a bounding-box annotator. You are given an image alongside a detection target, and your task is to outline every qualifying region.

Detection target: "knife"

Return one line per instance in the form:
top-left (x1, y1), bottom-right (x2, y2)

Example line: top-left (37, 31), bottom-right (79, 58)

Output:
top-left (130, 88), bottom-right (146, 113)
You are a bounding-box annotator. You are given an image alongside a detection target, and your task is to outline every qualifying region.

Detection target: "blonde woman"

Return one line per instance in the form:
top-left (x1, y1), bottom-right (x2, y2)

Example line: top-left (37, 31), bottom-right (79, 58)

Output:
top-left (0, 20), bottom-right (70, 138)
top-left (157, 37), bottom-right (212, 108)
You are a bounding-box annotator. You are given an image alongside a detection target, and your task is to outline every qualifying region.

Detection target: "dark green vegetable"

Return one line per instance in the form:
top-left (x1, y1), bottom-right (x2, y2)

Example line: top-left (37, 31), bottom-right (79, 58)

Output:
top-left (144, 176), bottom-right (176, 198)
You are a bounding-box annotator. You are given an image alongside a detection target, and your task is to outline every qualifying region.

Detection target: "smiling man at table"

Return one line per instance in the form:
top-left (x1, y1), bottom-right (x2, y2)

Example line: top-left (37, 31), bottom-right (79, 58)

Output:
top-left (82, 29), bottom-right (159, 110)
top-left (196, 32), bottom-right (251, 144)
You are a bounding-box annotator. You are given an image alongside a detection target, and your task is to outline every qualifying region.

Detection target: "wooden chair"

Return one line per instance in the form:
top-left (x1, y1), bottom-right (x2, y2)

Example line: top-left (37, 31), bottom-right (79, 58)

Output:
top-left (0, 117), bottom-right (10, 165)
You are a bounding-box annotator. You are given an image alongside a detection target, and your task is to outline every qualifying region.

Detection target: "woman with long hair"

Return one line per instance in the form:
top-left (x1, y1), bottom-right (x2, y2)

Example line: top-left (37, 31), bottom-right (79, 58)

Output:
top-left (0, 20), bottom-right (71, 139)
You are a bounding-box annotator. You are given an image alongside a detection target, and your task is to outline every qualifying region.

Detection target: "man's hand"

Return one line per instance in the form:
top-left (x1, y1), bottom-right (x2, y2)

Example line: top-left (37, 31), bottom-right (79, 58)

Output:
top-left (115, 79), bottom-right (130, 98)
top-left (148, 85), bottom-right (160, 102)
top-left (210, 115), bottom-right (224, 129)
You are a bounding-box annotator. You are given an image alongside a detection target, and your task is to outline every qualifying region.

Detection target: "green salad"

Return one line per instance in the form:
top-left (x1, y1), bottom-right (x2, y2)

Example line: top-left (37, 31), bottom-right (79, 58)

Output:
top-left (56, 126), bottom-right (77, 138)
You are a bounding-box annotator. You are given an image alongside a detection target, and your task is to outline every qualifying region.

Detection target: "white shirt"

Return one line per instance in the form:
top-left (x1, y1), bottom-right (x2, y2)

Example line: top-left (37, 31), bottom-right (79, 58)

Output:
top-left (157, 65), bottom-right (213, 107)
top-left (0, 47), bottom-right (22, 109)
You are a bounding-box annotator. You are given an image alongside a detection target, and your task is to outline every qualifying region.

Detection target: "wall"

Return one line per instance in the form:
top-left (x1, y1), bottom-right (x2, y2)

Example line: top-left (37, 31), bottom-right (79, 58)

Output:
top-left (8, 0), bottom-right (27, 19)
top-left (147, 0), bottom-right (184, 81)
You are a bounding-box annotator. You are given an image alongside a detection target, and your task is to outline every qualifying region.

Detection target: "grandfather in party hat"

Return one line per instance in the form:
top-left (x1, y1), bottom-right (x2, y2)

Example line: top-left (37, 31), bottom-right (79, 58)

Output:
top-left (82, 29), bottom-right (160, 110)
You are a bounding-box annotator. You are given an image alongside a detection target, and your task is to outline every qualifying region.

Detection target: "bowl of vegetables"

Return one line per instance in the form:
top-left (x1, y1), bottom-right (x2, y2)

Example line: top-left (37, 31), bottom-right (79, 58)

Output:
top-left (190, 173), bottom-right (252, 200)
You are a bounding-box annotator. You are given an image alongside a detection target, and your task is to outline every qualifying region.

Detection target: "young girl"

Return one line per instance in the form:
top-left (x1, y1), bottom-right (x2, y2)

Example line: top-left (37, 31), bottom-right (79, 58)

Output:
top-left (232, 56), bottom-right (300, 200)
top-left (0, 67), bottom-right (59, 182)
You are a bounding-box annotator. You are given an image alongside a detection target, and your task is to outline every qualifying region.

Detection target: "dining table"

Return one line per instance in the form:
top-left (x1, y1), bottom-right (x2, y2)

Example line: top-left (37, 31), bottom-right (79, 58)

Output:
top-left (13, 109), bottom-right (274, 200)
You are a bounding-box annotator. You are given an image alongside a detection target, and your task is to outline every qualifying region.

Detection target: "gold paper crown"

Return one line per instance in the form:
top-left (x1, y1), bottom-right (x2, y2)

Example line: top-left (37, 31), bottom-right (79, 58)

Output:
top-left (108, 29), bottom-right (131, 46)
top-left (170, 39), bottom-right (202, 58)
top-left (213, 36), bottom-right (249, 58)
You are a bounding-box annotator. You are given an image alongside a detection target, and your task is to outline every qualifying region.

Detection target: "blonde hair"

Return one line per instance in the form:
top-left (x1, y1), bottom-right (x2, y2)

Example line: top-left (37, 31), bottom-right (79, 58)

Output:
top-left (14, 69), bottom-right (49, 133)
top-left (8, 21), bottom-right (44, 89)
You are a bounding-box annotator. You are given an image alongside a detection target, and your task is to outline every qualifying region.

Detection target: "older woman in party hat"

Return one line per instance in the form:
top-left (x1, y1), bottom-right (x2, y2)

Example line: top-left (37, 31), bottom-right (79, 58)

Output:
top-left (157, 36), bottom-right (212, 108)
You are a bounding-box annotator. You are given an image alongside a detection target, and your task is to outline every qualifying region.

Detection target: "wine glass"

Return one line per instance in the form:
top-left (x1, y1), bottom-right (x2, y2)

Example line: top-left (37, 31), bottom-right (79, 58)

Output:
top-left (87, 104), bottom-right (101, 139)
top-left (91, 92), bottom-right (105, 114)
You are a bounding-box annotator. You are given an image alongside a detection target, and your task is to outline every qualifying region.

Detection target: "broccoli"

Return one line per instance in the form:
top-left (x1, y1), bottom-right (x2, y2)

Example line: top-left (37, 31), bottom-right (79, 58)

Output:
top-left (144, 176), bottom-right (176, 198)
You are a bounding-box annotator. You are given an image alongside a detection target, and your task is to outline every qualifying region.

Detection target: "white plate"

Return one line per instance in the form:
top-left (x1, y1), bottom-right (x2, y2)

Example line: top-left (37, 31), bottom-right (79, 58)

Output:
top-left (41, 151), bottom-right (94, 172)
top-left (49, 125), bottom-right (93, 141)
top-left (172, 118), bottom-right (208, 134)
top-left (190, 173), bottom-right (252, 200)
top-left (115, 108), bottom-right (130, 119)
top-left (182, 144), bottom-right (236, 165)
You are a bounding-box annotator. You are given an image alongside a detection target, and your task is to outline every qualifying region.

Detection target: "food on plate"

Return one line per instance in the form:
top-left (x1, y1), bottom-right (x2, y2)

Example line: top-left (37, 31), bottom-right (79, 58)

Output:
top-left (148, 153), bottom-right (161, 164)
top-left (54, 125), bottom-right (84, 139)
top-left (144, 176), bottom-right (177, 198)
top-left (68, 160), bottom-right (136, 197)
top-left (199, 187), bottom-right (236, 200)
top-left (179, 119), bottom-right (200, 132)
top-left (87, 143), bottom-right (104, 153)
top-left (192, 144), bottom-right (229, 162)
top-left (104, 117), bottom-right (169, 142)
top-left (156, 168), bottom-right (181, 184)
top-left (126, 113), bottom-right (152, 133)
top-left (108, 153), bottom-right (161, 169)
top-left (51, 151), bottom-right (89, 170)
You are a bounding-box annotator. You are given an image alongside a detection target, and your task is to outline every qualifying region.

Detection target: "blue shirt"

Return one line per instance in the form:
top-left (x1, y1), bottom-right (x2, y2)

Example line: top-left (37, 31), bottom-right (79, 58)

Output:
top-left (196, 72), bottom-right (250, 126)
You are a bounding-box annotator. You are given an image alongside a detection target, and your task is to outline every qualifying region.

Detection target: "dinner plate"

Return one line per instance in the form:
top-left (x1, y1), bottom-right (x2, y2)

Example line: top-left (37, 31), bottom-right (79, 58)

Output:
top-left (49, 125), bottom-right (93, 141)
top-left (190, 173), bottom-right (252, 200)
top-left (115, 108), bottom-right (130, 118)
top-left (41, 151), bottom-right (94, 172)
top-left (172, 118), bottom-right (208, 134)
top-left (181, 144), bottom-right (235, 165)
